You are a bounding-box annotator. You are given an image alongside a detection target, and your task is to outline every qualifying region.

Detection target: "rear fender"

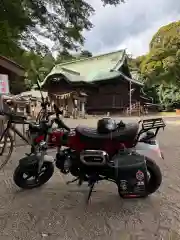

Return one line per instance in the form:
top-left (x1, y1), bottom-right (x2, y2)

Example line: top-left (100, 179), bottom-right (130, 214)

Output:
top-left (134, 141), bottom-right (163, 160)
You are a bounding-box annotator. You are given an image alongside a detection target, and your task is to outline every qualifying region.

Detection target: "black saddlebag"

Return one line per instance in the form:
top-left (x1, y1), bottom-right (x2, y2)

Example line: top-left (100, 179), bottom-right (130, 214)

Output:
top-left (113, 151), bottom-right (148, 198)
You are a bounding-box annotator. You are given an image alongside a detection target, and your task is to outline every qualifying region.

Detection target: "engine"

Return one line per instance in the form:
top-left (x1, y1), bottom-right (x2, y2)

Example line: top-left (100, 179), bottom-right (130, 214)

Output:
top-left (80, 150), bottom-right (109, 166)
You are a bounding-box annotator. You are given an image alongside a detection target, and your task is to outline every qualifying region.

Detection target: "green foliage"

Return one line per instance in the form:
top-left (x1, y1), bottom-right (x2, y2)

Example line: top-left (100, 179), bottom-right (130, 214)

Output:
top-left (56, 50), bottom-right (76, 64)
top-left (79, 50), bottom-right (93, 58)
top-left (21, 51), bottom-right (56, 88)
top-left (141, 21), bottom-right (180, 85)
top-left (157, 84), bottom-right (180, 110)
top-left (15, 48), bottom-right (93, 92)
top-left (0, 0), bottom-right (123, 93)
top-left (128, 55), bottom-right (146, 73)
top-left (0, 0), bottom-right (124, 58)
top-left (136, 21), bottom-right (180, 110)
top-left (150, 21), bottom-right (180, 50)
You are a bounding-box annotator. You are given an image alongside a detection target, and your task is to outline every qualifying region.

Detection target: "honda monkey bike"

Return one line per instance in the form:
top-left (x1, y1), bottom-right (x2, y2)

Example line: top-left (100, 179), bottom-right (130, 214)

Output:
top-left (13, 104), bottom-right (165, 203)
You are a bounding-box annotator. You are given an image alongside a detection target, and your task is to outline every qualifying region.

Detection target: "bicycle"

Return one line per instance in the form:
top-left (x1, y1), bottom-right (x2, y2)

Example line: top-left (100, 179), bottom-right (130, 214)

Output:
top-left (0, 107), bottom-right (56, 170)
top-left (0, 73), bottom-right (55, 170)
top-left (0, 111), bottom-right (31, 170)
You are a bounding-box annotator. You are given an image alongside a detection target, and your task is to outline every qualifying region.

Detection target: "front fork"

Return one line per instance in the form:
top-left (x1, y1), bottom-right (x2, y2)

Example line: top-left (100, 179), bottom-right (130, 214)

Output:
top-left (36, 141), bottom-right (47, 173)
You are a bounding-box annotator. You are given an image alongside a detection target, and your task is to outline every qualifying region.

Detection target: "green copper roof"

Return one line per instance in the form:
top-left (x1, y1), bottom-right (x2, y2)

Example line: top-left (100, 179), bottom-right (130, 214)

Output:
top-left (90, 71), bottom-right (122, 82)
top-left (42, 50), bottom-right (125, 85)
top-left (54, 50), bottom-right (124, 75)
top-left (41, 49), bottom-right (143, 87)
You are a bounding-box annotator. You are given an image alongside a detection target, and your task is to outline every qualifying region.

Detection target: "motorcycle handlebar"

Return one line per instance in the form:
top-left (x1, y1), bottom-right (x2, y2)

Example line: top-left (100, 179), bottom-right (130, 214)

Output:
top-left (48, 104), bottom-right (70, 131)
top-left (54, 118), bottom-right (70, 131)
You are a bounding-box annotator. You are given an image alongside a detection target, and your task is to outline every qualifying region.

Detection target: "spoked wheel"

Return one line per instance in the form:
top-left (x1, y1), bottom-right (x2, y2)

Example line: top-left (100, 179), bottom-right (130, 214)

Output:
top-left (13, 161), bottom-right (54, 189)
top-left (0, 132), bottom-right (14, 170)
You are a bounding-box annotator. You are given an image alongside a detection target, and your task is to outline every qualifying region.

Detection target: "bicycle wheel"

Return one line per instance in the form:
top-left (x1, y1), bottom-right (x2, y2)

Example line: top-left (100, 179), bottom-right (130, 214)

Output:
top-left (0, 131), bottom-right (14, 170)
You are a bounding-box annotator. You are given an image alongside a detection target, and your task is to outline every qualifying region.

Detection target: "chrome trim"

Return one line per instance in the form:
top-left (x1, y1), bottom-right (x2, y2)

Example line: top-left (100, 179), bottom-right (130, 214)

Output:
top-left (80, 150), bottom-right (108, 166)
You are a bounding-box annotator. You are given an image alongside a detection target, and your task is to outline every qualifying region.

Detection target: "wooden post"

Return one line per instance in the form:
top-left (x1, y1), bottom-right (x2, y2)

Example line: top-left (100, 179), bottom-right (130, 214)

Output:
top-left (138, 102), bottom-right (141, 117)
top-left (129, 79), bottom-right (132, 116)
top-left (0, 95), bottom-right (4, 137)
top-left (81, 101), bottom-right (85, 118)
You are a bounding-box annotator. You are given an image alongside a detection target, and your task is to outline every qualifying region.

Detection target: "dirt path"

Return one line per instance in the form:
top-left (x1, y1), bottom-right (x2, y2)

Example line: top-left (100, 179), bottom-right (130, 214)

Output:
top-left (1, 121), bottom-right (180, 239)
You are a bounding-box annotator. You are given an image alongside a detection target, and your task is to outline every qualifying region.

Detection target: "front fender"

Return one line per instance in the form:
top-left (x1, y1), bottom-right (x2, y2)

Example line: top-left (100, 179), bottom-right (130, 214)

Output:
top-left (18, 155), bottom-right (39, 169)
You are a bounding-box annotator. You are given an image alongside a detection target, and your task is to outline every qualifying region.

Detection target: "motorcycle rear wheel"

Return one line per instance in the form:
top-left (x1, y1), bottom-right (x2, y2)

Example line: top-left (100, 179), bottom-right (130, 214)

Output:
top-left (13, 161), bottom-right (54, 189)
top-left (117, 157), bottom-right (162, 197)
top-left (145, 157), bottom-right (162, 194)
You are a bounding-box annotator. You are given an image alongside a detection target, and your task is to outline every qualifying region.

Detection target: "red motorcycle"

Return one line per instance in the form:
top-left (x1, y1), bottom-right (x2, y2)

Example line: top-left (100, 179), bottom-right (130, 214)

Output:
top-left (13, 104), bottom-right (165, 203)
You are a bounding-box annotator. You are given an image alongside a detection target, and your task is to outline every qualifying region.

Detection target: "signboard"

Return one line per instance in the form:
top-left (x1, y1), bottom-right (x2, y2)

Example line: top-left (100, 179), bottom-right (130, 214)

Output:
top-left (0, 74), bottom-right (9, 95)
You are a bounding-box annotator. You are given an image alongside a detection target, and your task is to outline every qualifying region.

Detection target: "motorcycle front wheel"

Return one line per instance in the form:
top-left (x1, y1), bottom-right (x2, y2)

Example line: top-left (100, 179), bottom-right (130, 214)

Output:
top-left (13, 161), bottom-right (54, 189)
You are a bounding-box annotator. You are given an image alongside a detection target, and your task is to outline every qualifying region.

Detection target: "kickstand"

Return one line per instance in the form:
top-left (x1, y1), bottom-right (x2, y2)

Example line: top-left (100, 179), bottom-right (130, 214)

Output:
top-left (66, 177), bottom-right (79, 185)
top-left (86, 183), bottom-right (95, 204)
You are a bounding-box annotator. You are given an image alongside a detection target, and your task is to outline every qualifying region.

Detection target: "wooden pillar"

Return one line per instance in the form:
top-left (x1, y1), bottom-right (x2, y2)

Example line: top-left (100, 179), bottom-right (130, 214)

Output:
top-left (81, 101), bottom-right (85, 117)
top-left (0, 95), bottom-right (5, 136)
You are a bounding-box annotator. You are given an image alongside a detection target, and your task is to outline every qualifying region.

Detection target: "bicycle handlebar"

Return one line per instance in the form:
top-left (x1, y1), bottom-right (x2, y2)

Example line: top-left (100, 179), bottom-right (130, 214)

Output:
top-left (0, 111), bottom-right (27, 122)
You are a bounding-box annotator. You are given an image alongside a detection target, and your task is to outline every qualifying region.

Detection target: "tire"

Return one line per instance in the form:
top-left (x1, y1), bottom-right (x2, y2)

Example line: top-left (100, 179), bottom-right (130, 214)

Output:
top-left (0, 132), bottom-right (14, 170)
top-left (145, 157), bottom-right (162, 194)
top-left (13, 161), bottom-right (54, 189)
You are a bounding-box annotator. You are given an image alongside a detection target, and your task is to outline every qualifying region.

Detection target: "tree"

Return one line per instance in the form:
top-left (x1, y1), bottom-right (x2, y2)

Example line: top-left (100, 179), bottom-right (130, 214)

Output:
top-left (138, 21), bottom-right (180, 85)
top-left (150, 21), bottom-right (180, 50)
top-left (0, 0), bottom-right (31, 59)
top-left (134, 21), bottom-right (180, 110)
top-left (156, 84), bottom-right (180, 110)
top-left (0, 0), bottom-right (124, 59)
top-left (80, 50), bottom-right (93, 58)
top-left (128, 55), bottom-right (146, 73)
top-left (56, 50), bottom-right (76, 64)
top-left (39, 53), bottom-right (55, 78)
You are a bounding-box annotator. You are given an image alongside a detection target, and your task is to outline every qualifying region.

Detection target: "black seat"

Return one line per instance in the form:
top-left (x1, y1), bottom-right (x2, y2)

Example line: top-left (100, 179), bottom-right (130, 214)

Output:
top-left (29, 123), bottom-right (42, 133)
top-left (29, 120), bottom-right (49, 134)
top-left (75, 123), bottom-right (139, 141)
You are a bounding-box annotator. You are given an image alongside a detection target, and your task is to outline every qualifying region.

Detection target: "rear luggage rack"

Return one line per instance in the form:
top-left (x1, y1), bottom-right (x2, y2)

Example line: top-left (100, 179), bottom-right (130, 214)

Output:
top-left (136, 118), bottom-right (166, 142)
top-left (141, 118), bottom-right (166, 131)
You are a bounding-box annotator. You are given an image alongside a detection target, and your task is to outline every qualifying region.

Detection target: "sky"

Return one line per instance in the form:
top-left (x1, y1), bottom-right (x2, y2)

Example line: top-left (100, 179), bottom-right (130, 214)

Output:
top-left (82, 0), bottom-right (180, 57)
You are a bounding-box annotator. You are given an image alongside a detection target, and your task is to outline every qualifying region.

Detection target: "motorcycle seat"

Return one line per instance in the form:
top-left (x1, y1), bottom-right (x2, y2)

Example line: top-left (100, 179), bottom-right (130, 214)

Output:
top-left (75, 123), bottom-right (139, 141)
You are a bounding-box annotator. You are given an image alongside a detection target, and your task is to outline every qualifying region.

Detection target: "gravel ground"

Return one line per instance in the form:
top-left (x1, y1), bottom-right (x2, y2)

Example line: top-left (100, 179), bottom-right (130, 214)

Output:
top-left (1, 119), bottom-right (180, 239)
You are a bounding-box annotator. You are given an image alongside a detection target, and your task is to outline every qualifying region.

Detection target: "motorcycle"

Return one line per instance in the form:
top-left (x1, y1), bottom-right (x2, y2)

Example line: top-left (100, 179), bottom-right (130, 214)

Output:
top-left (13, 104), bottom-right (166, 203)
